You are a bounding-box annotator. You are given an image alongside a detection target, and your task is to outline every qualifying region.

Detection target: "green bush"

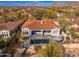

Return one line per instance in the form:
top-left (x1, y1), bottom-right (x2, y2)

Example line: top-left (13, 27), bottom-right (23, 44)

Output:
top-left (37, 43), bottom-right (64, 57)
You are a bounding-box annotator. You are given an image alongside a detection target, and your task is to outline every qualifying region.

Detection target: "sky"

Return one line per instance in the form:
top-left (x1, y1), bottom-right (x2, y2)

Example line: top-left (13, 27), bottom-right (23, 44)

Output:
top-left (0, 1), bottom-right (55, 6)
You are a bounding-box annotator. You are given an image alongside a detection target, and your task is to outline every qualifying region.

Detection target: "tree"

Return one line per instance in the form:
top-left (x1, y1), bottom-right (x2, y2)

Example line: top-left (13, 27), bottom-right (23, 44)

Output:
top-left (2, 15), bottom-right (15, 22)
top-left (74, 10), bottom-right (79, 17)
top-left (57, 16), bottom-right (70, 32)
top-left (0, 35), bottom-right (2, 40)
top-left (32, 9), bottom-right (57, 19)
top-left (0, 35), bottom-right (5, 49)
top-left (37, 43), bottom-right (64, 57)
top-left (43, 10), bottom-right (57, 19)
top-left (64, 12), bottom-right (76, 19)
top-left (3, 33), bottom-right (17, 56)
top-left (68, 27), bottom-right (79, 39)
top-left (0, 40), bottom-right (5, 49)
top-left (32, 10), bottom-right (44, 19)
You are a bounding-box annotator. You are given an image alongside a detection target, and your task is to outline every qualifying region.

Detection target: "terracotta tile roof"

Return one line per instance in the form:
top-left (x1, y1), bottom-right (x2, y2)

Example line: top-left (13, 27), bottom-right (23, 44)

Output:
top-left (22, 19), bottom-right (59, 29)
top-left (0, 20), bottom-right (24, 31)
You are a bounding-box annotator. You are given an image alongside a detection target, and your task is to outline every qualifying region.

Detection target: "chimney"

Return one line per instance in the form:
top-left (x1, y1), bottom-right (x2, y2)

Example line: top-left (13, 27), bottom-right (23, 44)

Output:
top-left (71, 19), bottom-right (74, 21)
top-left (41, 20), bottom-right (43, 24)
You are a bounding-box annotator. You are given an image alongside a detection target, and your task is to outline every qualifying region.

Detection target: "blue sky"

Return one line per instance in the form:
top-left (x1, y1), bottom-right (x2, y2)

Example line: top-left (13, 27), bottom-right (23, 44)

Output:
top-left (0, 1), bottom-right (55, 6)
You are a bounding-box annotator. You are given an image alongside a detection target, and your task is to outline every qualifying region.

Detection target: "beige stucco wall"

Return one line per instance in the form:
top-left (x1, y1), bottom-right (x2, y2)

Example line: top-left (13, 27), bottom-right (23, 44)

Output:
top-left (22, 27), bottom-right (60, 37)
top-left (0, 30), bottom-right (10, 38)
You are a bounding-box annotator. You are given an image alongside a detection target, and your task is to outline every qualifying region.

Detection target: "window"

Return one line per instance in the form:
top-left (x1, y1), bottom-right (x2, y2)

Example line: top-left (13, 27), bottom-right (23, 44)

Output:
top-left (2, 34), bottom-right (4, 37)
top-left (43, 30), bottom-right (51, 35)
top-left (32, 30), bottom-right (41, 35)
top-left (6, 33), bottom-right (8, 37)
top-left (23, 31), bottom-right (28, 35)
top-left (1, 32), bottom-right (4, 37)
top-left (43, 30), bottom-right (51, 33)
top-left (22, 29), bottom-right (29, 35)
top-left (4, 33), bottom-right (6, 37)
top-left (1, 32), bottom-right (9, 38)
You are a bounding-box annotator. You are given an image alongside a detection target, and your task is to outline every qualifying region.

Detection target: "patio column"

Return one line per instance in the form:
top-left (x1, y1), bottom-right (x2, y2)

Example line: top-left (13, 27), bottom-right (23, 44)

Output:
top-left (41, 30), bottom-right (43, 36)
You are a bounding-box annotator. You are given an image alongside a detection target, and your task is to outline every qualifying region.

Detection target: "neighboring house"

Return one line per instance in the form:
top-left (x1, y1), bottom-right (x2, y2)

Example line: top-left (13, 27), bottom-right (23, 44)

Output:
top-left (57, 13), bottom-right (64, 17)
top-left (21, 19), bottom-right (65, 46)
top-left (63, 8), bottom-right (74, 12)
top-left (67, 19), bottom-right (79, 37)
top-left (0, 20), bottom-right (24, 39)
top-left (70, 19), bottom-right (79, 28)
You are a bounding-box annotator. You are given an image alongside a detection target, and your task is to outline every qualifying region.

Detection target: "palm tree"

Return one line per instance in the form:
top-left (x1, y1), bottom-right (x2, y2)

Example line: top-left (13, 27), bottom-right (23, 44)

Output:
top-left (57, 16), bottom-right (70, 32)
top-left (37, 43), bottom-right (64, 57)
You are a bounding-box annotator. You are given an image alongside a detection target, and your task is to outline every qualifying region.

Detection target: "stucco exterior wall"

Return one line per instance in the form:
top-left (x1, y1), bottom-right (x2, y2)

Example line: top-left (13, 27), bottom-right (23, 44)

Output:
top-left (51, 28), bottom-right (60, 36)
top-left (0, 30), bottom-right (10, 38)
top-left (22, 28), bottom-right (60, 36)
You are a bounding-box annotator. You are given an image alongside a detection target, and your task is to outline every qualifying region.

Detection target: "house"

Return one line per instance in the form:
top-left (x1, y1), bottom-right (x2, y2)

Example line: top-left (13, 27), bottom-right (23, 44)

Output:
top-left (57, 13), bottom-right (64, 17)
top-left (70, 19), bottom-right (79, 28)
top-left (0, 20), bottom-right (24, 39)
top-left (63, 8), bottom-right (74, 12)
top-left (21, 19), bottom-right (65, 46)
top-left (65, 19), bottom-right (79, 39)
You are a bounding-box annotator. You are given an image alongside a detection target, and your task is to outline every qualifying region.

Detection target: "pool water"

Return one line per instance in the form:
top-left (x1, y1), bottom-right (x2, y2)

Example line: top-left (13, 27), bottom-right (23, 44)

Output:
top-left (30, 39), bottom-right (49, 44)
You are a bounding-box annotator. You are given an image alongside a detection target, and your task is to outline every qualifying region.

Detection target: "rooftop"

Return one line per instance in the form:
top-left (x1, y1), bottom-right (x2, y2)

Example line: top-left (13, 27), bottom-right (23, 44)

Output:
top-left (22, 19), bottom-right (59, 29)
top-left (0, 20), bottom-right (24, 31)
top-left (70, 19), bottom-right (79, 26)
